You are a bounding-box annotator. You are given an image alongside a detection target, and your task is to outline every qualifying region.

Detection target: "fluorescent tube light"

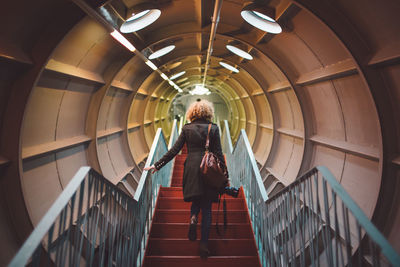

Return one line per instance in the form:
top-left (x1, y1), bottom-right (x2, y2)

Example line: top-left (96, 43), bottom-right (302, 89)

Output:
top-left (145, 60), bottom-right (157, 70)
top-left (110, 30), bottom-right (136, 52)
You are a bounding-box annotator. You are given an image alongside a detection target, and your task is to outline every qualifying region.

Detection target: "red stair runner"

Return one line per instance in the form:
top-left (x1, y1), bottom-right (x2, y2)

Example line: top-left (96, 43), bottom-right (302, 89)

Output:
top-left (143, 148), bottom-right (261, 267)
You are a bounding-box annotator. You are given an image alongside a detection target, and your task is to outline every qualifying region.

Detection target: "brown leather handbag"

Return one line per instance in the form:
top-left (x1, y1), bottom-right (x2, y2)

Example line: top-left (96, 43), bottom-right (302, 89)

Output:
top-left (200, 124), bottom-right (228, 190)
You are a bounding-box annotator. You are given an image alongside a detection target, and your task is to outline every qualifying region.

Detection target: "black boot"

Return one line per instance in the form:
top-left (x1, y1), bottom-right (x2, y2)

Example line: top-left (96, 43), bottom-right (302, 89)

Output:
top-left (199, 242), bottom-right (210, 259)
top-left (188, 215), bottom-right (197, 241)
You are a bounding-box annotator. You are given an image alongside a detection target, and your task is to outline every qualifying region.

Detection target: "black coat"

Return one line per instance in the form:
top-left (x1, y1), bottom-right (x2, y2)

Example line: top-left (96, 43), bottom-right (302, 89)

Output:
top-left (154, 119), bottom-right (227, 202)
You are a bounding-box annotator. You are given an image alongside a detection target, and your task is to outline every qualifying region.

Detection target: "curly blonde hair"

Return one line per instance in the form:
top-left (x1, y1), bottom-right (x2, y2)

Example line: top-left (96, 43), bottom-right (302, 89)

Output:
top-left (186, 100), bottom-right (214, 122)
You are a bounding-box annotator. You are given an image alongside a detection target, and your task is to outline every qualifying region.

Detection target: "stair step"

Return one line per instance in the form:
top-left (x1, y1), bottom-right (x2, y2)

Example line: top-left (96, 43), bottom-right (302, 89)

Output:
top-left (159, 190), bottom-right (244, 199)
top-left (156, 198), bottom-right (246, 210)
top-left (159, 190), bottom-right (184, 197)
top-left (146, 239), bottom-right (258, 256)
top-left (153, 210), bottom-right (249, 223)
top-left (160, 187), bottom-right (182, 191)
top-left (144, 160), bottom-right (260, 266)
top-left (150, 223), bottom-right (253, 239)
top-left (143, 256), bottom-right (260, 267)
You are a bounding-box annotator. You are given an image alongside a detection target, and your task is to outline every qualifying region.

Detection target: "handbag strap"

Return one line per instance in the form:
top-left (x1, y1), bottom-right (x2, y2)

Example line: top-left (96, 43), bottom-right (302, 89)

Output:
top-left (216, 194), bottom-right (227, 236)
top-left (205, 123), bottom-right (212, 151)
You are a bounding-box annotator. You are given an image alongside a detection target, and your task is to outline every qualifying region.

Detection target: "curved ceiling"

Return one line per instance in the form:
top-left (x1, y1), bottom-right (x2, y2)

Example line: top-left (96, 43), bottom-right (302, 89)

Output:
top-left (0, 0), bottom-right (400, 263)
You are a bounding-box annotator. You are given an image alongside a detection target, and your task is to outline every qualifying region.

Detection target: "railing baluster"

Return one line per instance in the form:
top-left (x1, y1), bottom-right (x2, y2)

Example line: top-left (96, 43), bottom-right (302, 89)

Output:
top-left (9, 125), bottom-right (176, 267)
top-left (220, 121), bottom-right (400, 267)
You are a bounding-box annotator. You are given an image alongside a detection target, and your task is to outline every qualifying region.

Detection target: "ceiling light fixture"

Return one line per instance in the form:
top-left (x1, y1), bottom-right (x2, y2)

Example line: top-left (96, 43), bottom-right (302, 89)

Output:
top-left (173, 85), bottom-right (183, 92)
top-left (110, 30), bottom-right (136, 52)
top-left (170, 71), bottom-right (186, 80)
top-left (226, 45), bottom-right (253, 60)
top-left (120, 9), bottom-right (161, 33)
top-left (160, 73), bottom-right (168, 80)
top-left (190, 85), bottom-right (211, 96)
top-left (148, 45), bottom-right (175, 59)
top-left (219, 62), bottom-right (239, 73)
top-left (241, 2), bottom-right (282, 34)
top-left (145, 60), bottom-right (157, 70)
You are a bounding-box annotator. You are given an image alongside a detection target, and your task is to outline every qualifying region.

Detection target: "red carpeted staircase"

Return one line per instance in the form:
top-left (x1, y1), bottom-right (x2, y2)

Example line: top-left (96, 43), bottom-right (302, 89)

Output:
top-left (143, 147), bottom-right (261, 267)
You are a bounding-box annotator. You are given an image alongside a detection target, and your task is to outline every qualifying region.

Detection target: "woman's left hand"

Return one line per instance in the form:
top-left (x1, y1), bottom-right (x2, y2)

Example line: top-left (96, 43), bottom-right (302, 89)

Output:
top-left (144, 165), bottom-right (158, 174)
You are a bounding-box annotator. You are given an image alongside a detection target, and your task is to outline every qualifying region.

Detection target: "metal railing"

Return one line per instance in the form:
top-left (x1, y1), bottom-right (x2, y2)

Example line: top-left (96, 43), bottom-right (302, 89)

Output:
top-left (9, 128), bottom-right (172, 267)
top-left (221, 120), bottom-right (233, 155)
top-left (168, 119), bottom-right (179, 150)
top-left (167, 119), bottom-right (179, 187)
top-left (221, 120), bottom-right (400, 267)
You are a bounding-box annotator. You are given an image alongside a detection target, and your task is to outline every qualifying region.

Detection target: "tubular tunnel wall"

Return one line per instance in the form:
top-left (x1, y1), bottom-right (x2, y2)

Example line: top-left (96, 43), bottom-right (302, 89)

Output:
top-left (0, 0), bottom-right (399, 264)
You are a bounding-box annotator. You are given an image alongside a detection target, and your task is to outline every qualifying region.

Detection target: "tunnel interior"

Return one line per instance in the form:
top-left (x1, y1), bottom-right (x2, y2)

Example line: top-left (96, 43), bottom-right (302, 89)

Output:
top-left (0, 0), bottom-right (399, 264)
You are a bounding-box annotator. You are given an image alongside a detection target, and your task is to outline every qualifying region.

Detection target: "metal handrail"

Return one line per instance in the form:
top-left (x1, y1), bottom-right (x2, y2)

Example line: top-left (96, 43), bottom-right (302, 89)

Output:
top-left (221, 120), bottom-right (400, 267)
top-left (167, 119), bottom-right (179, 187)
top-left (221, 120), bottom-right (233, 155)
top-left (168, 119), bottom-right (179, 150)
top-left (178, 116), bottom-right (184, 134)
top-left (9, 128), bottom-right (173, 267)
top-left (8, 167), bottom-right (91, 267)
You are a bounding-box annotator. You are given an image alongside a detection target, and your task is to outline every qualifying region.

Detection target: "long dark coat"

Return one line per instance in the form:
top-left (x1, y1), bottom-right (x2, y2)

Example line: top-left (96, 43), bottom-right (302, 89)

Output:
top-left (154, 119), bottom-right (227, 202)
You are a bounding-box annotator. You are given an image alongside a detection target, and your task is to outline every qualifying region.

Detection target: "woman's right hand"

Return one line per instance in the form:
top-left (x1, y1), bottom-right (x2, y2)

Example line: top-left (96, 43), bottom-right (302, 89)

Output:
top-left (144, 165), bottom-right (158, 174)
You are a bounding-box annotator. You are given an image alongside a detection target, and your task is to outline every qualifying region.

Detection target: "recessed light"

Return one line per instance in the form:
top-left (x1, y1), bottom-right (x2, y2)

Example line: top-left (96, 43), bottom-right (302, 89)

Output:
top-left (120, 9), bottom-right (161, 33)
top-left (170, 71), bottom-right (186, 80)
top-left (219, 62), bottom-right (239, 73)
top-left (226, 45), bottom-right (253, 60)
top-left (149, 45), bottom-right (175, 59)
top-left (241, 10), bottom-right (282, 34)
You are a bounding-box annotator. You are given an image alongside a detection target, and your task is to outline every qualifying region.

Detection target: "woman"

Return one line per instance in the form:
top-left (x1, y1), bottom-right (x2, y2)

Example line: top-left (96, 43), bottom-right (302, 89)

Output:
top-left (144, 100), bottom-right (228, 258)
